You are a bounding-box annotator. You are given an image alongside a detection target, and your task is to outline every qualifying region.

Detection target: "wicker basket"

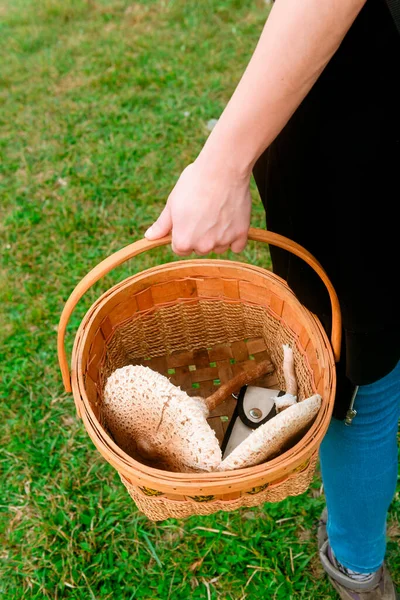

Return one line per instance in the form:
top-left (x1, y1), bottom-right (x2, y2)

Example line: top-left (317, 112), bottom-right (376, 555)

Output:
top-left (58, 228), bottom-right (341, 521)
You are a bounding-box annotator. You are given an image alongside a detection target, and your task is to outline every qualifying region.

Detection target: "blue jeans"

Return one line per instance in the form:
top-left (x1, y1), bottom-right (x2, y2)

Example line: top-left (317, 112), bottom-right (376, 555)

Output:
top-left (319, 360), bottom-right (400, 573)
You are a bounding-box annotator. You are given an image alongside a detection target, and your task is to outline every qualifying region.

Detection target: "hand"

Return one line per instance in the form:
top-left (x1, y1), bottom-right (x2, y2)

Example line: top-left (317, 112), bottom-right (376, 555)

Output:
top-left (144, 157), bottom-right (252, 256)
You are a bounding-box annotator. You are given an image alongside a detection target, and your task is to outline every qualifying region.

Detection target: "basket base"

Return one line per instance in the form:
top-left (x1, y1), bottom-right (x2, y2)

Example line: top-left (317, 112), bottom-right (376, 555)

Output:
top-left (120, 453), bottom-right (319, 521)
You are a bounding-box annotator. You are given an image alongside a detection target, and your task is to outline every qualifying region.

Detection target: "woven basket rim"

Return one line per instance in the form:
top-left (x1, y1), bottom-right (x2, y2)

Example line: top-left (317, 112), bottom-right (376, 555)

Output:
top-left (71, 258), bottom-right (336, 491)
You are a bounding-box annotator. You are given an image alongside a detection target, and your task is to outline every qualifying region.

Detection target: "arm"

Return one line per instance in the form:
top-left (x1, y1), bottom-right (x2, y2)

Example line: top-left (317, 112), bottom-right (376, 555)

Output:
top-left (145, 0), bottom-right (367, 255)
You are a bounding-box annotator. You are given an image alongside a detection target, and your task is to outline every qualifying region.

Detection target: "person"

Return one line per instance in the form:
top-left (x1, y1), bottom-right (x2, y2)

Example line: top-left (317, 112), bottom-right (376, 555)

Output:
top-left (144, 0), bottom-right (400, 597)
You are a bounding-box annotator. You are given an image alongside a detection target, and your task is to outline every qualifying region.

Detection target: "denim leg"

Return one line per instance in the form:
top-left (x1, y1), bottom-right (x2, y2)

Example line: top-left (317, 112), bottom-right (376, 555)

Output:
top-left (319, 361), bottom-right (400, 573)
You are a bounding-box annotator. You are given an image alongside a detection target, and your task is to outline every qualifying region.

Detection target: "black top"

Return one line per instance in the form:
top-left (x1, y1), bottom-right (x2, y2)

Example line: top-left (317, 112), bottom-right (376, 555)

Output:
top-left (252, 0), bottom-right (400, 418)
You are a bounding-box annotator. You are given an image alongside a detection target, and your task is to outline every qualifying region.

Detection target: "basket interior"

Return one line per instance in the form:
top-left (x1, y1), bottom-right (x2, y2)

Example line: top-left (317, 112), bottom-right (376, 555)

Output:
top-left (77, 261), bottom-right (333, 472)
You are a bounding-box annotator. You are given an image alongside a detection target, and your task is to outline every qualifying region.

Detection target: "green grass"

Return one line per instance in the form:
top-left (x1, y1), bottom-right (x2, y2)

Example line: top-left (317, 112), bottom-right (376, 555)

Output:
top-left (0, 1), bottom-right (399, 598)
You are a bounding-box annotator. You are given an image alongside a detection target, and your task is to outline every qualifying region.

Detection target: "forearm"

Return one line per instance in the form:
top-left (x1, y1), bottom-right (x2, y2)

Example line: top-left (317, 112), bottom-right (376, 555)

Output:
top-left (198, 0), bottom-right (367, 177)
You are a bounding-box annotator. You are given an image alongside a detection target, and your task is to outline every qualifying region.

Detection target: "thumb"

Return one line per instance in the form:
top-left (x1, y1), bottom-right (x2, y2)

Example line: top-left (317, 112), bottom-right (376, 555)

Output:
top-left (144, 205), bottom-right (172, 240)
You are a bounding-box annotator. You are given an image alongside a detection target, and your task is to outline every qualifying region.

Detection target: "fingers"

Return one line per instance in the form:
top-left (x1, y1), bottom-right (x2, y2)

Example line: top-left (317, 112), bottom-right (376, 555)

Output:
top-left (173, 238), bottom-right (230, 257)
top-left (171, 239), bottom-right (247, 257)
top-left (230, 234), bottom-right (248, 253)
top-left (144, 205), bottom-right (172, 240)
top-left (212, 245), bottom-right (230, 255)
top-left (171, 240), bottom-right (193, 257)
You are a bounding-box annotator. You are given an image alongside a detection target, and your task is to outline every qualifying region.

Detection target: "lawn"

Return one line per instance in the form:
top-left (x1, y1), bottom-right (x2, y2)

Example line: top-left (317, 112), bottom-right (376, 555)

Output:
top-left (0, 0), bottom-right (399, 598)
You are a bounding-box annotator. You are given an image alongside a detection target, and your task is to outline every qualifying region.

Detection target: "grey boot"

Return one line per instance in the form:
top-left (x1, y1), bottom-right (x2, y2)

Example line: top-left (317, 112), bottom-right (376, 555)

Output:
top-left (317, 508), bottom-right (399, 600)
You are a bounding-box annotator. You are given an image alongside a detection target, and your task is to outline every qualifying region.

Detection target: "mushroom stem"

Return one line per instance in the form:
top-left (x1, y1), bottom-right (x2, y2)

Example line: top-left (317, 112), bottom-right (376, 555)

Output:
top-left (205, 359), bottom-right (274, 413)
top-left (282, 344), bottom-right (298, 397)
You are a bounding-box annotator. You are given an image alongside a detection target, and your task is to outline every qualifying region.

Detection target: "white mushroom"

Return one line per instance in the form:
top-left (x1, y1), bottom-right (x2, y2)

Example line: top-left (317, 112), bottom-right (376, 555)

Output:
top-left (102, 355), bottom-right (321, 475)
top-left (282, 343), bottom-right (298, 396)
top-left (274, 344), bottom-right (298, 412)
top-left (103, 365), bottom-right (222, 472)
top-left (102, 360), bottom-right (274, 473)
top-left (218, 394), bottom-right (321, 471)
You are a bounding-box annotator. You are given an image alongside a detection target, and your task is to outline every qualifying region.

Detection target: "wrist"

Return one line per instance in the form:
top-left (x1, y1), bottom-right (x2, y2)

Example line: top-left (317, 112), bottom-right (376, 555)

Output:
top-left (196, 130), bottom-right (255, 182)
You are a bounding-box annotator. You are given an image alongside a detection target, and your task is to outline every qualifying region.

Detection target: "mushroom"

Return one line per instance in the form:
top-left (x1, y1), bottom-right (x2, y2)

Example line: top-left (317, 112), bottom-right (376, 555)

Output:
top-left (103, 365), bottom-right (222, 472)
top-left (273, 344), bottom-right (298, 412)
top-left (217, 394), bottom-right (322, 471)
top-left (102, 348), bottom-right (321, 474)
top-left (103, 359), bottom-right (274, 473)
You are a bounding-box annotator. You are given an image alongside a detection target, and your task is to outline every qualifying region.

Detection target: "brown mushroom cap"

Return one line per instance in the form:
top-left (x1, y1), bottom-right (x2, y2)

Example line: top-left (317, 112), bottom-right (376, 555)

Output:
top-left (103, 365), bottom-right (222, 472)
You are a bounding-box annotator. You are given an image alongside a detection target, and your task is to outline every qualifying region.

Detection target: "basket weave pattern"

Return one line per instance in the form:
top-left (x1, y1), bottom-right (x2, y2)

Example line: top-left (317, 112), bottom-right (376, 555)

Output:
top-left (59, 231), bottom-right (339, 522)
top-left (120, 452), bottom-right (319, 521)
top-left (101, 299), bottom-right (315, 399)
top-left (71, 261), bottom-right (335, 520)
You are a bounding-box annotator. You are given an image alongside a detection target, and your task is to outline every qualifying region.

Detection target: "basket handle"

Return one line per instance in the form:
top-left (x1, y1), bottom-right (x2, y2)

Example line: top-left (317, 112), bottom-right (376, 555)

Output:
top-left (58, 227), bottom-right (341, 393)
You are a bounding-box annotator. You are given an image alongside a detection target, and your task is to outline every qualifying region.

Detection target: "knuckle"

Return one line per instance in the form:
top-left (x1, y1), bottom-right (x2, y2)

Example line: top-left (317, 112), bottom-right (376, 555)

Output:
top-left (196, 242), bottom-right (213, 255)
top-left (214, 245), bottom-right (229, 255)
top-left (173, 235), bottom-right (192, 253)
top-left (174, 245), bottom-right (191, 256)
top-left (172, 240), bottom-right (191, 255)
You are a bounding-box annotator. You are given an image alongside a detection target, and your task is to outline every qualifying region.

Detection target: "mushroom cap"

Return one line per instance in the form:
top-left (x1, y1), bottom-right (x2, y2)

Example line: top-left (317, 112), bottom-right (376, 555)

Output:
top-left (103, 365), bottom-right (222, 472)
top-left (218, 394), bottom-right (321, 471)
